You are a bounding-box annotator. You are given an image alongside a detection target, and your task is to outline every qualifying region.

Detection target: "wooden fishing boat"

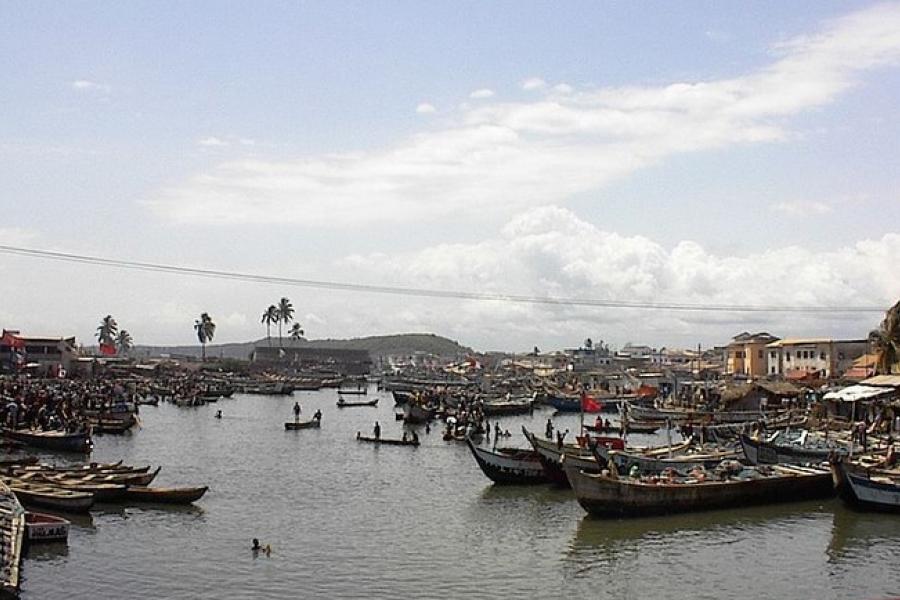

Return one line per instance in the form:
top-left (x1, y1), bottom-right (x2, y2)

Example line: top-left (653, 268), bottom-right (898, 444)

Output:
top-left (356, 433), bottom-right (419, 447)
top-left (592, 443), bottom-right (739, 475)
top-left (830, 457), bottom-right (900, 513)
top-left (545, 394), bottom-right (581, 413)
top-left (465, 437), bottom-right (547, 485)
top-left (122, 485), bottom-right (208, 504)
top-left (24, 512), bottom-right (70, 543)
top-left (14, 459), bottom-right (148, 475)
top-left (89, 418), bottom-right (135, 435)
top-left (740, 433), bottom-right (845, 465)
top-left (2, 479), bottom-right (94, 513)
top-left (284, 419), bottom-right (321, 430)
top-left (1, 428), bottom-right (92, 453)
top-left (522, 427), bottom-right (600, 487)
top-left (482, 398), bottom-right (534, 417)
top-left (403, 403), bottom-right (435, 423)
top-left (337, 385), bottom-right (368, 395)
top-left (50, 466), bottom-right (161, 487)
top-left (336, 397), bottom-right (378, 408)
top-left (391, 390), bottom-right (415, 406)
top-left (564, 460), bottom-right (834, 517)
top-left (626, 402), bottom-right (785, 425)
top-left (18, 473), bottom-right (127, 502)
top-left (0, 481), bottom-right (25, 599)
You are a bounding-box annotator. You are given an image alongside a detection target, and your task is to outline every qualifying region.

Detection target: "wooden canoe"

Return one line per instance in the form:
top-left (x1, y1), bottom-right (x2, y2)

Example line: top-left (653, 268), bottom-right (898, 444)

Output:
top-left (2, 479), bottom-right (94, 513)
top-left (122, 485), bottom-right (208, 504)
top-left (336, 398), bottom-right (378, 407)
top-left (24, 512), bottom-right (70, 543)
top-left (284, 419), bottom-right (320, 430)
top-left (356, 433), bottom-right (419, 447)
top-left (1, 428), bottom-right (93, 453)
top-left (465, 437), bottom-right (547, 485)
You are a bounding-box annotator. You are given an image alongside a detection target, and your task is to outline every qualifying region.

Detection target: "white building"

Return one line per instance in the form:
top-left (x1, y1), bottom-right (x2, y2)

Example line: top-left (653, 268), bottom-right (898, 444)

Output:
top-left (766, 338), bottom-right (868, 379)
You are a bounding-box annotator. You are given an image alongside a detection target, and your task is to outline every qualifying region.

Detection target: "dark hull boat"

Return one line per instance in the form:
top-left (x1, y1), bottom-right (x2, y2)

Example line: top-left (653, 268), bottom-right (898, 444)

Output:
top-left (2, 428), bottom-right (92, 453)
top-left (522, 427), bottom-right (599, 488)
top-left (356, 433), bottom-right (419, 447)
top-left (564, 461), bottom-right (834, 518)
top-left (123, 485), bottom-right (208, 504)
top-left (336, 398), bottom-right (378, 408)
top-left (831, 458), bottom-right (900, 513)
top-left (284, 419), bottom-right (321, 430)
top-left (593, 443), bottom-right (738, 475)
top-left (740, 434), bottom-right (842, 465)
top-left (403, 404), bottom-right (435, 423)
top-left (465, 438), bottom-right (547, 485)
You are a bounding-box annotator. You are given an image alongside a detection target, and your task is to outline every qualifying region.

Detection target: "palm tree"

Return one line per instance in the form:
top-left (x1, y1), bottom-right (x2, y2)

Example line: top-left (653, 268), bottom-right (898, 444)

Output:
top-left (261, 305), bottom-right (278, 347)
top-left (872, 299), bottom-right (900, 374)
top-left (584, 338), bottom-right (593, 350)
top-left (194, 312), bottom-right (216, 361)
top-left (277, 297), bottom-right (294, 348)
top-left (96, 315), bottom-right (118, 345)
top-left (289, 322), bottom-right (305, 346)
top-left (116, 330), bottom-right (134, 356)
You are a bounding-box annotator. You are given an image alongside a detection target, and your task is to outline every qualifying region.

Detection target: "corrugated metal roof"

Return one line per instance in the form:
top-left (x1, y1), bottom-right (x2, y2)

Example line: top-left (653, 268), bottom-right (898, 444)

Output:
top-left (823, 384), bottom-right (895, 402)
top-left (766, 338), bottom-right (867, 347)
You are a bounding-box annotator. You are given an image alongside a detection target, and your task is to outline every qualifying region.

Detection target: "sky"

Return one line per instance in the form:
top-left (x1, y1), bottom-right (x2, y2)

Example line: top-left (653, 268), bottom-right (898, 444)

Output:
top-left (1, 1), bottom-right (900, 352)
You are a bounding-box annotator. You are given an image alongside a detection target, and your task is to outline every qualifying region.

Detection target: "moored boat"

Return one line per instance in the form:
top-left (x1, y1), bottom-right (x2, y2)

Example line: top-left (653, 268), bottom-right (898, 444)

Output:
top-left (564, 460), bottom-right (834, 517)
top-left (0, 482), bottom-right (25, 599)
top-left (24, 512), bottom-right (70, 543)
top-left (465, 437), bottom-right (547, 485)
top-left (2, 478), bottom-right (95, 513)
top-left (336, 397), bottom-right (378, 408)
top-left (830, 457), bottom-right (900, 513)
top-left (740, 433), bottom-right (846, 465)
top-left (1, 428), bottom-right (93, 453)
top-left (122, 485), bottom-right (208, 504)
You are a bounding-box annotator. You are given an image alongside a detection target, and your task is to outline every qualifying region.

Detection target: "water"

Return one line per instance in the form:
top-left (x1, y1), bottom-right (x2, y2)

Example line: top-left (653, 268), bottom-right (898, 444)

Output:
top-left (16, 387), bottom-right (900, 599)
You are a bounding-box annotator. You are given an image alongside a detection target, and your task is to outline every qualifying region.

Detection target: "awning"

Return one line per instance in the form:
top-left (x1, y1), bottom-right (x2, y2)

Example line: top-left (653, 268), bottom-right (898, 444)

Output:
top-left (823, 384), bottom-right (895, 402)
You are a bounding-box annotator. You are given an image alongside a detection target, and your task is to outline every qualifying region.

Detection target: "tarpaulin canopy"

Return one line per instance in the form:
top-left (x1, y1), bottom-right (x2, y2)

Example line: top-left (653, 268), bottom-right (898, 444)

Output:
top-left (823, 384), bottom-right (895, 403)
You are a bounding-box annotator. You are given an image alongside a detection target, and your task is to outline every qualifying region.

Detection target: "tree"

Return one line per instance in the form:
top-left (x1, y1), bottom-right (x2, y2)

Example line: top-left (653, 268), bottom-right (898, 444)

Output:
top-left (116, 330), bottom-right (134, 356)
top-left (289, 322), bottom-right (305, 346)
top-left (96, 315), bottom-right (118, 346)
top-left (872, 299), bottom-right (900, 374)
top-left (584, 338), bottom-right (593, 350)
top-left (533, 346), bottom-right (540, 356)
top-left (194, 312), bottom-right (216, 361)
top-left (277, 297), bottom-right (294, 348)
top-left (261, 305), bottom-right (278, 347)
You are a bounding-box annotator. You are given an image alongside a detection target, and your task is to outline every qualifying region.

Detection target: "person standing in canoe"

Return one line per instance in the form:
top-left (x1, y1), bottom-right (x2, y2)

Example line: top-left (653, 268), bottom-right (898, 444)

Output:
top-left (293, 401), bottom-right (301, 423)
top-left (373, 421), bottom-right (381, 440)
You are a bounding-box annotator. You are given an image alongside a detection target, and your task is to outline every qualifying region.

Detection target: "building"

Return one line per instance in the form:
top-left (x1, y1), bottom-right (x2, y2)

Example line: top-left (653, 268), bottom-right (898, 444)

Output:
top-left (765, 338), bottom-right (869, 379)
top-left (0, 330), bottom-right (78, 375)
top-left (725, 332), bottom-right (780, 378)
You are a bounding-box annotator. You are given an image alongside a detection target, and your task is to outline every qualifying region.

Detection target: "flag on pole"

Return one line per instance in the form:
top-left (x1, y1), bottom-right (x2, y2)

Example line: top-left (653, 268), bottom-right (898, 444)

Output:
top-left (580, 392), bottom-right (603, 413)
top-left (99, 342), bottom-right (117, 356)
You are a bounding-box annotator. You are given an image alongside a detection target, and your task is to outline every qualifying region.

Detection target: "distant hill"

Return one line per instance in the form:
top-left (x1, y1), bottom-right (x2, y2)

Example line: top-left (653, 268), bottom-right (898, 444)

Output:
top-left (129, 333), bottom-right (473, 361)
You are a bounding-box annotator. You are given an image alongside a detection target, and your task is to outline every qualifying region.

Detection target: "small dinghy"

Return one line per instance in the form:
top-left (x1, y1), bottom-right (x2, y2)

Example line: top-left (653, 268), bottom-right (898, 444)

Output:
top-left (25, 512), bottom-right (70, 543)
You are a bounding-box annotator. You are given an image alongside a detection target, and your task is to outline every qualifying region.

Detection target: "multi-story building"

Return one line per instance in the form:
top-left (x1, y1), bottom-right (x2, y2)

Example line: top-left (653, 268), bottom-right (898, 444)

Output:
top-left (725, 332), bottom-right (780, 378)
top-left (765, 338), bottom-right (869, 379)
top-left (0, 330), bottom-right (78, 375)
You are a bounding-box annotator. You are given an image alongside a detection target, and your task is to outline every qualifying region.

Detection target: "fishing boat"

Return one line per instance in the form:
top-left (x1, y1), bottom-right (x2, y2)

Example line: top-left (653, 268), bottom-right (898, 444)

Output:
top-left (284, 419), bottom-right (321, 430)
top-left (24, 512), bottom-right (70, 543)
top-left (122, 485), bottom-right (208, 504)
top-left (356, 433), bottom-right (419, 447)
top-left (830, 456), bottom-right (900, 512)
top-left (2, 479), bottom-right (95, 513)
top-left (50, 466), bottom-right (161, 487)
top-left (522, 427), bottom-right (600, 487)
top-left (564, 460), bottom-right (834, 517)
top-left (465, 437), bottom-right (547, 485)
top-left (592, 442), bottom-right (738, 475)
top-left (89, 418), bottom-right (135, 435)
top-left (391, 390), bottom-right (415, 406)
top-left (545, 394), bottom-right (582, 413)
top-left (626, 402), bottom-right (783, 425)
top-left (482, 397), bottom-right (534, 417)
top-left (336, 397), bottom-right (378, 408)
top-left (403, 403), bottom-right (435, 423)
top-left (1, 428), bottom-right (93, 453)
top-left (740, 433), bottom-right (846, 465)
top-left (337, 385), bottom-right (368, 396)
top-left (16, 473), bottom-right (127, 502)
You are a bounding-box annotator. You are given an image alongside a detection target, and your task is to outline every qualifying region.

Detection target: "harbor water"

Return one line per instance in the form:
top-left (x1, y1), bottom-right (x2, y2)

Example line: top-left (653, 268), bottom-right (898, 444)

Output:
top-left (17, 387), bottom-right (900, 599)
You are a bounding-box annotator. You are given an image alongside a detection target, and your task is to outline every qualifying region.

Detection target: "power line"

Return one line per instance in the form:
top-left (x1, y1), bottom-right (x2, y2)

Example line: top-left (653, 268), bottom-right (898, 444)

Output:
top-left (0, 244), bottom-right (886, 314)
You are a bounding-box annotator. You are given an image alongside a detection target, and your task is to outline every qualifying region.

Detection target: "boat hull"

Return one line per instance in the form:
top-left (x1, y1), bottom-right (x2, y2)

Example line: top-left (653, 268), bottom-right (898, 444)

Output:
top-left (1, 429), bottom-right (92, 453)
top-left (24, 512), bottom-right (70, 543)
top-left (831, 459), bottom-right (900, 513)
top-left (465, 438), bottom-right (547, 485)
top-left (285, 420), bottom-right (321, 430)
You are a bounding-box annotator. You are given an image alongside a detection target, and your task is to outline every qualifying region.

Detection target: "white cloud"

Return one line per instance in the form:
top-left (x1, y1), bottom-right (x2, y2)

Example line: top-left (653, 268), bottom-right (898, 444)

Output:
top-left (469, 88), bottom-right (495, 99)
top-left (552, 83), bottom-right (574, 94)
top-left (771, 200), bottom-right (833, 216)
top-left (415, 103), bottom-right (436, 114)
top-left (71, 79), bottom-right (111, 93)
top-left (337, 206), bottom-right (900, 348)
top-left (145, 4), bottom-right (900, 227)
top-left (198, 136), bottom-right (228, 147)
top-left (521, 77), bottom-right (547, 90)
top-left (0, 227), bottom-right (38, 246)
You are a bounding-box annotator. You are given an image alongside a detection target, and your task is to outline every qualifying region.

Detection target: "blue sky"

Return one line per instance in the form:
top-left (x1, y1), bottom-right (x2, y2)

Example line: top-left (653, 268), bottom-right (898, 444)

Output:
top-left (1, 2), bottom-right (899, 351)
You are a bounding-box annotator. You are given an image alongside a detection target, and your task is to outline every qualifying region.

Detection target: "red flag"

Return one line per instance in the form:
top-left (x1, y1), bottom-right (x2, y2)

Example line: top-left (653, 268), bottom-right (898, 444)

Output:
top-left (100, 342), bottom-right (117, 356)
top-left (580, 392), bottom-right (603, 413)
